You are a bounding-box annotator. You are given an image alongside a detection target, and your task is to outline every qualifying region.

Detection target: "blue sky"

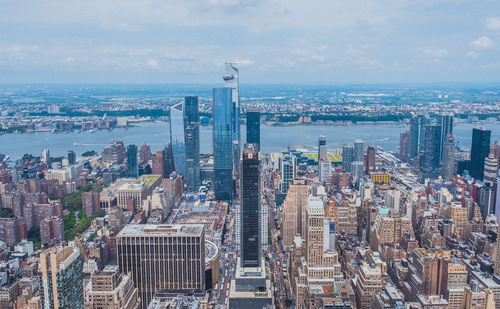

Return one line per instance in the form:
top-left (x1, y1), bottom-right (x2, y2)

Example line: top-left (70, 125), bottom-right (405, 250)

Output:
top-left (0, 0), bottom-right (499, 84)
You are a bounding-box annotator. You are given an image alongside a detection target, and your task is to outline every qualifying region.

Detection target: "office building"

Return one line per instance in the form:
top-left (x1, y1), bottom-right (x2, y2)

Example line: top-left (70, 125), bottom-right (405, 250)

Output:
top-left (246, 107), bottom-right (260, 148)
top-left (152, 150), bottom-right (165, 178)
top-left (212, 87), bottom-right (234, 201)
top-left (279, 155), bottom-right (295, 193)
top-left (117, 224), bottom-right (205, 309)
top-left (68, 150), bottom-right (76, 165)
top-left (470, 127), bottom-right (491, 181)
top-left (354, 263), bottom-right (383, 309)
top-left (484, 154), bottom-right (498, 186)
top-left (170, 102), bottom-right (186, 176)
top-left (84, 265), bottom-right (139, 309)
top-left (342, 144), bottom-right (354, 172)
top-left (399, 131), bottom-right (409, 161)
top-left (354, 140), bottom-right (365, 162)
top-left (39, 246), bottom-right (84, 309)
top-left (126, 144), bottom-right (138, 178)
top-left (409, 115), bottom-right (424, 159)
top-left (184, 96), bottom-right (200, 192)
top-left (102, 141), bottom-right (126, 164)
top-left (223, 62), bottom-right (240, 172)
top-left (365, 146), bottom-right (376, 173)
top-left (318, 136), bottom-right (327, 162)
top-left (421, 124), bottom-right (441, 180)
top-left (441, 133), bottom-right (456, 181)
top-left (440, 114), bottom-right (454, 161)
top-left (163, 143), bottom-right (175, 178)
top-left (282, 179), bottom-right (309, 249)
top-left (240, 144), bottom-right (261, 268)
top-left (384, 190), bottom-right (401, 213)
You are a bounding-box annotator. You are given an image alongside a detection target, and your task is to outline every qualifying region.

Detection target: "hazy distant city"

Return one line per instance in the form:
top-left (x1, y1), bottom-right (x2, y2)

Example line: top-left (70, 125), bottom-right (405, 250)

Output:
top-left (2, 1), bottom-right (500, 309)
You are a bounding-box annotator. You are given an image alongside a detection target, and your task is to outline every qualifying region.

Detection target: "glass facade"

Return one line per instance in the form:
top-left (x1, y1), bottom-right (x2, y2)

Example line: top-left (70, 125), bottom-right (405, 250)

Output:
top-left (240, 144), bottom-right (261, 268)
top-left (246, 108), bottom-right (260, 149)
top-left (421, 124), bottom-right (442, 179)
top-left (470, 127), bottom-right (491, 180)
top-left (126, 144), bottom-right (138, 178)
top-left (170, 102), bottom-right (186, 176)
top-left (184, 96), bottom-right (201, 192)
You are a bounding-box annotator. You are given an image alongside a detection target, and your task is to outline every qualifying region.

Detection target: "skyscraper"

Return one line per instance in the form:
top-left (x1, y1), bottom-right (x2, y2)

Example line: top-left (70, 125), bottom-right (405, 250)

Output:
top-left (365, 146), bottom-right (376, 173)
top-left (68, 150), bottom-right (76, 165)
top-left (223, 63), bottom-right (240, 175)
top-left (484, 154), bottom-right (498, 186)
top-left (409, 115), bottom-right (422, 159)
top-left (440, 113), bottom-right (454, 161)
top-left (318, 136), bottom-right (327, 162)
top-left (441, 133), bottom-right (456, 181)
top-left (184, 96), bottom-right (200, 192)
top-left (39, 246), bottom-right (84, 309)
top-left (246, 107), bottom-right (261, 148)
top-left (421, 124), bottom-right (441, 180)
top-left (240, 144), bottom-right (261, 268)
top-left (399, 131), bottom-right (409, 162)
top-left (213, 87), bottom-right (234, 201)
top-left (169, 102), bottom-right (186, 176)
top-left (470, 127), bottom-right (491, 181)
top-left (152, 150), bottom-right (165, 178)
top-left (354, 140), bottom-right (365, 162)
top-left (282, 179), bottom-right (309, 249)
top-left (41, 149), bottom-right (51, 167)
top-left (342, 144), bottom-right (354, 172)
top-left (163, 143), bottom-right (175, 178)
top-left (117, 224), bottom-right (205, 309)
top-left (126, 144), bottom-right (138, 178)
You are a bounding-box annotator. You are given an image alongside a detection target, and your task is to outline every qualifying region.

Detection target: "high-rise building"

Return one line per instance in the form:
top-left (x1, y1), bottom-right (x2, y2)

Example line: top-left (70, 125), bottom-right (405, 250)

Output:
top-left (440, 114), bottom-right (454, 161)
top-left (441, 133), bottom-right (456, 181)
top-left (496, 171), bottom-right (500, 223)
top-left (421, 124), bottom-right (441, 180)
top-left (342, 144), bottom-right (354, 172)
top-left (152, 150), bottom-right (165, 178)
top-left (126, 144), bottom-right (138, 178)
top-left (354, 140), bottom-right (365, 162)
top-left (282, 179), bottom-right (309, 249)
top-left (470, 127), bottom-right (491, 181)
top-left (163, 143), bottom-right (175, 178)
top-left (82, 191), bottom-right (100, 217)
top-left (399, 131), bottom-right (409, 162)
top-left (68, 150), bottom-right (76, 165)
top-left (365, 146), bottom-right (376, 173)
top-left (354, 262), bottom-right (382, 309)
top-left (318, 136), bottom-right (327, 162)
top-left (102, 141), bottom-right (126, 164)
top-left (39, 246), bottom-right (84, 309)
top-left (41, 149), bottom-right (51, 167)
top-left (84, 265), bottom-right (139, 309)
top-left (484, 154), bottom-right (498, 186)
top-left (140, 144), bottom-right (151, 165)
top-left (279, 156), bottom-right (295, 193)
top-left (223, 62), bottom-right (240, 172)
top-left (212, 87), bottom-right (234, 201)
top-left (409, 115), bottom-right (424, 159)
top-left (169, 102), bottom-right (186, 176)
top-left (117, 224), bottom-right (205, 309)
top-left (246, 107), bottom-right (260, 149)
top-left (40, 216), bottom-right (64, 245)
top-left (240, 144), bottom-right (261, 268)
top-left (184, 96), bottom-right (200, 192)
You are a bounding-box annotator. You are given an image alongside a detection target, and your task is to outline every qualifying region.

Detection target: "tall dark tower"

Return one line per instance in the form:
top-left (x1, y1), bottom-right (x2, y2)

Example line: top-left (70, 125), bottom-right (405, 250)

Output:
top-left (240, 144), bottom-right (261, 268)
top-left (126, 144), bottom-right (138, 178)
top-left (246, 108), bottom-right (261, 149)
top-left (67, 150), bottom-right (76, 165)
top-left (184, 96), bottom-right (200, 192)
top-left (470, 127), bottom-right (491, 181)
top-left (440, 114), bottom-right (453, 161)
top-left (421, 124), bottom-right (441, 180)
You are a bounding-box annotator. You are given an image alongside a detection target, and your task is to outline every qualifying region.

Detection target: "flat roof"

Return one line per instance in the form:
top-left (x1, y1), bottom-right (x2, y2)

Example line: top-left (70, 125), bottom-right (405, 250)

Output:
top-left (117, 224), bottom-right (204, 237)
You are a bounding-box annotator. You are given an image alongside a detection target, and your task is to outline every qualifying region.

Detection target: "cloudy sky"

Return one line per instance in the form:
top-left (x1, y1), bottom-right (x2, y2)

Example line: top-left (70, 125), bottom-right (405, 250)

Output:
top-left (1, 0), bottom-right (500, 84)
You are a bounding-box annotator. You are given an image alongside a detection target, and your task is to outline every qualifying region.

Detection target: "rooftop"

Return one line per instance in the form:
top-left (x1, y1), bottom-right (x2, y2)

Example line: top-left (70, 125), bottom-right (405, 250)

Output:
top-left (117, 224), bottom-right (204, 237)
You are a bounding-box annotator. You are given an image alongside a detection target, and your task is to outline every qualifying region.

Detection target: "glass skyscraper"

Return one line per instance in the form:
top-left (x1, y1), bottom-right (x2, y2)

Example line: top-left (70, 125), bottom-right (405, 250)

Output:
top-left (342, 144), bottom-right (354, 172)
top-left (126, 144), bottom-right (138, 178)
top-left (223, 63), bottom-right (240, 177)
top-left (170, 102), bottom-right (186, 176)
top-left (421, 124), bottom-right (441, 180)
top-left (184, 96), bottom-right (200, 192)
top-left (246, 107), bottom-right (260, 148)
top-left (213, 87), bottom-right (234, 201)
top-left (240, 144), bottom-right (261, 268)
top-left (470, 127), bottom-right (491, 181)
top-left (440, 113), bottom-right (453, 161)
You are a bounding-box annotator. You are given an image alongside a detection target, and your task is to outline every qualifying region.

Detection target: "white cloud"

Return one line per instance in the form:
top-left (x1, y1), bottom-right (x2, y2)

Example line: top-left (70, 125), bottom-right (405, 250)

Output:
top-left (465, 51), bottom-right (479, 59)
top-left (470, 36), bottom-right (494, 49)
top-left (145, 59), bottom-right (159, 68)
top-left (486, 17), bottom-right (500, 30)
top-left (100, 21), bottom-right (139, 32)
top-left (64, 57), bottom-right (76, 63)
top-left (421, 48), bottom-right (448, 58)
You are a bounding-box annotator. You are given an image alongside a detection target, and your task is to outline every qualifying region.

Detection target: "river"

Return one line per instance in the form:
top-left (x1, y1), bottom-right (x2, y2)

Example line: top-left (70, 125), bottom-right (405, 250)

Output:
top-left (1, 120), bottom-right (499, 160)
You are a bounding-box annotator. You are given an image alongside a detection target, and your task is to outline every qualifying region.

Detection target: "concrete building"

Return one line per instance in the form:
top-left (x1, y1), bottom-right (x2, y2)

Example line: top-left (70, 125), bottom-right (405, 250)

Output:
top-left (354, 262), bottom-right (383, 309)
top-left (39, 246), bottom-right (84, 309)
top-left (117, 224), bottom-right (205, 309)
top-left (40, 216), bottom-right (64, 245)
top-left (282, 179), bottom-right (309, 249)
top-left (84, 265), bottom-right (139, 309)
